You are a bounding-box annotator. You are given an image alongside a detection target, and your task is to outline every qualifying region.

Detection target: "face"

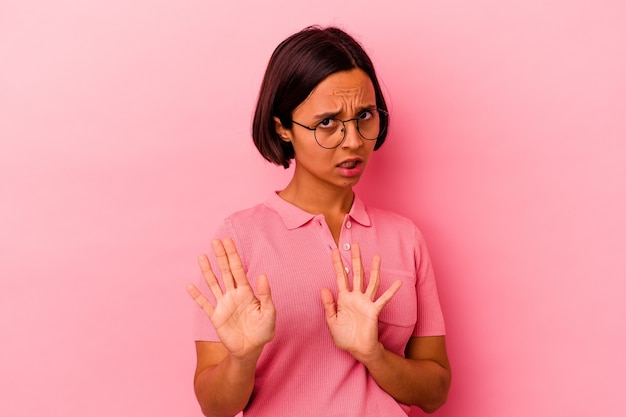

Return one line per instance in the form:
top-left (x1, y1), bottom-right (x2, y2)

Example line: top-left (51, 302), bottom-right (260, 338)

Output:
top-left (275, 68), bottom-right (378, 190)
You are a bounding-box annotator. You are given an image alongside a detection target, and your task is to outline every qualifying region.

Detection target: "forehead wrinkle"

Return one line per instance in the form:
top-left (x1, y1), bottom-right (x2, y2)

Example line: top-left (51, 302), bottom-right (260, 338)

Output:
top-left (309, 89), bottom-right (368, 114)
top-left (329, 88), bottom-right (374, 116)
top-left (330, 86), bottom-right (361, 96)
top-left (292, 69), bottom-right (376, 120)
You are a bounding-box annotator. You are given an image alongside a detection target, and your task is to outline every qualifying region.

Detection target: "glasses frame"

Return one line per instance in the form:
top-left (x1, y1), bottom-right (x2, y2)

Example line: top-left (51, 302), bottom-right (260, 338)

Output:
top-left (290, 108), bottom-right (389, 149)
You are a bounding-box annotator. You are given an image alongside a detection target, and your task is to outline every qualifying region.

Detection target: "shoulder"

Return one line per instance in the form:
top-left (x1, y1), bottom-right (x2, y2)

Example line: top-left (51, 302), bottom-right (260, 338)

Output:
top-left (365, 205), bottom-right (425, 241)
top-left (216, 201), bottom-right (282, 237)
top-left (367, 205), bottom-right (413, 225)
top-left (212, 202), bottom-right (284, 263)
top-left (223, 201), bottom-right (276, 224)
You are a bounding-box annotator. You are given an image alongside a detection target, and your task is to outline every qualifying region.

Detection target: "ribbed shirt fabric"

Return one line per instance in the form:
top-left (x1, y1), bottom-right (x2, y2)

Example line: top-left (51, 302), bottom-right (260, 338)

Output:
top-left (193, 192), bottom-right (445, 416)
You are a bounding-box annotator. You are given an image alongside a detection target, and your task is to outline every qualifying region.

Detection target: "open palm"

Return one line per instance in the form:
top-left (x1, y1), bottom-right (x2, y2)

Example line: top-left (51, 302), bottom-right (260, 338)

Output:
top-left (187, 238), bottom-right (275, 359)
top-left (320, 243), bottom-right (402, 362)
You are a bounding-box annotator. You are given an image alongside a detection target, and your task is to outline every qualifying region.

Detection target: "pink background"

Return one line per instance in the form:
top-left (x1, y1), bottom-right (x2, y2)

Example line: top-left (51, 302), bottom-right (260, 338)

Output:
top-left (2, 1), bottom-right (625, 416)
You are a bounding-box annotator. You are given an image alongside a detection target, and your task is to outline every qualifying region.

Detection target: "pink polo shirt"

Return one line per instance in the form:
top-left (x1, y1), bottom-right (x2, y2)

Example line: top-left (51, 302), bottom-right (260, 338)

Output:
top-left (193, 192), bottom-right (445, 416)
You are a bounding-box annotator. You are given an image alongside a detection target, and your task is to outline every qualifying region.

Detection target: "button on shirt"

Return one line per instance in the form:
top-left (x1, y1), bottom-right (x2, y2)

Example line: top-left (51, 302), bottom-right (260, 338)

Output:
top-left (193, 192), bottom-right (445, 417)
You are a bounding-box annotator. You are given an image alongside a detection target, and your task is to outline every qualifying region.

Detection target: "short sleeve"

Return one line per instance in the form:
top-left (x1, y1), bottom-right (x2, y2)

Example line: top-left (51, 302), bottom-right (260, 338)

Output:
top-left (412, 226), bottom-right (446, 337)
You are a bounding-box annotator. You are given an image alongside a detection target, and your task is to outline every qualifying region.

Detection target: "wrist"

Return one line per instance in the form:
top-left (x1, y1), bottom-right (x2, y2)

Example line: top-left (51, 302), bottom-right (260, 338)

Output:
top-left (229, 346), bottom-right (264, 369)
top-left (352, 342), bottom-right (385, 367)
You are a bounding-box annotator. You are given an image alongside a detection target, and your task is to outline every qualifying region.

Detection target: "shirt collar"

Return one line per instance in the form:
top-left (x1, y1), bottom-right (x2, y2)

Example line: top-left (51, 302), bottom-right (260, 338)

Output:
top-left (348, 194), bottom-right (371, 227)
top-left (265, 191), bottom-right (371, 230)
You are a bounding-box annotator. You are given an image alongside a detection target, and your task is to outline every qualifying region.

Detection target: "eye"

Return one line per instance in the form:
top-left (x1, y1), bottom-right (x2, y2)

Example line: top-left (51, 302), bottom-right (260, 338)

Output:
top-left (317, 118), bottom-right (338, 129)
top-left (358, 110), bottom-right (374, 120)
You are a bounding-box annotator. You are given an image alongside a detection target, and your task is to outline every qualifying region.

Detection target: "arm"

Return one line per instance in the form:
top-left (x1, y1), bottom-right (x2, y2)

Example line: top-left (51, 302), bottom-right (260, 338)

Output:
top-left (359, 336), bottom-right (451, 413)
top-left (187, 238), bottom-right (275, 417)
top-left (192, 341), bottom-right (259, 417)
top-left (320, 244), bottom-right (451, 413)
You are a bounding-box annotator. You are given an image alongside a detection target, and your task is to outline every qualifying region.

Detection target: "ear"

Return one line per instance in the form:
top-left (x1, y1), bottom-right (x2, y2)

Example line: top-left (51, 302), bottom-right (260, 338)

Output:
top-left (273, 116), bottom-right (292, 142)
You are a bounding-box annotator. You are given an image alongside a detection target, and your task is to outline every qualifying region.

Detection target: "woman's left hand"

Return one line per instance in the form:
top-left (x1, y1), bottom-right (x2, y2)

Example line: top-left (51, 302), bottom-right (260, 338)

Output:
top-left (320, 243), bottom-right (402, 363)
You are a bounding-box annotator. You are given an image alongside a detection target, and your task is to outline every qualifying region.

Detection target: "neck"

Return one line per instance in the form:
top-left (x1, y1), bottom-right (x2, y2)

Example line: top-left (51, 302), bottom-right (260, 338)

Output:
top-left (278, 181), bottom-right (354, 217)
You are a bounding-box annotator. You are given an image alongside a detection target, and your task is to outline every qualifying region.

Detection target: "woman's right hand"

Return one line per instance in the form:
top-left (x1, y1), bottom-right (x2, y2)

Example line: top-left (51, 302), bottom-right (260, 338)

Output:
top-left (187, 238), bottom-right (276, 360)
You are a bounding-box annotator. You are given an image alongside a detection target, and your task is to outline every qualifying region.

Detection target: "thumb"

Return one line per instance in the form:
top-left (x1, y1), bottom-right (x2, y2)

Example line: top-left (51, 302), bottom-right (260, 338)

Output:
top-left (320, 288), bottom-right (337, 321)
top-left (256, 274), bottom-right (274, 308)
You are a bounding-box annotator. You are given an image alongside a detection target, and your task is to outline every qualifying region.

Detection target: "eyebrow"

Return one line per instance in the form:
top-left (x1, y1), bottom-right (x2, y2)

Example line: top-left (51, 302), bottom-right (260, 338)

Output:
top-left (312, 104), bottom-right (377, 121)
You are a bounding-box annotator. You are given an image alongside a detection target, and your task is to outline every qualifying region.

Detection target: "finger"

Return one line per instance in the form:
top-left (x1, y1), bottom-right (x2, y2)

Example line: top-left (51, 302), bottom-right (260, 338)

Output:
top-left (331, 248), bottom-right (349, 292)
top-left (212, 239), bottom-right (236, 290)
top-left (222, 238), bottom-right (250, 288)
top-left (351, 243), bottom-right (364, 292)
top-left (365, 254), bottom-right (381, 300)
top-left (186, 283), bottom-right (216, 317)
top-left (320, 288), bottom-right (337, 322)
top-left (373, 279), bottom-right (403, 311)
top-left (255, 274), bottom-right (274, 311)
top-left (198, 253), bottom-right (224, 301)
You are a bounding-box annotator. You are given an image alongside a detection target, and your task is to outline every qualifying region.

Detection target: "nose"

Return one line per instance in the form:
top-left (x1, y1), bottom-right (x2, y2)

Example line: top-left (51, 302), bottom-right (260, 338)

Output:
top-left (340, 119), bottom-right (363, 149)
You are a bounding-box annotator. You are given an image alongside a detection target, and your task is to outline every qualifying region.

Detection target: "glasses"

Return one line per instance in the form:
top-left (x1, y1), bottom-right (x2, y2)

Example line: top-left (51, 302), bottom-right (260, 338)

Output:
top-left (290, 108), bottom-right (388, 149)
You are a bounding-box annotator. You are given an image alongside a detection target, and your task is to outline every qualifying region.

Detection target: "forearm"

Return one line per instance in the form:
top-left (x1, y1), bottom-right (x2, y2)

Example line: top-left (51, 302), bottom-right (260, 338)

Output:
top-left (361, 343), bottom-right (451, 413)
top-left (194, 353), bottom-right (259, 417)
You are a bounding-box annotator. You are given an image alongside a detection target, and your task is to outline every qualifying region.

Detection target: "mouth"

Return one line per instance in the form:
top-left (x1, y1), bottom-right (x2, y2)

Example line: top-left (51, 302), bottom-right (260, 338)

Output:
top-left (335, 158), bottom-right (365, 178)
top-left (336, 158), bottom-right (362, 169)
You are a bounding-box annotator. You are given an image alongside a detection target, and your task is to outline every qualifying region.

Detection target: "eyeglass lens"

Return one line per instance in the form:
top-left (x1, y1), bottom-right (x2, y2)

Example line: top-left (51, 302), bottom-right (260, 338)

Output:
top-left (315, 109), bottom-right (384, 148)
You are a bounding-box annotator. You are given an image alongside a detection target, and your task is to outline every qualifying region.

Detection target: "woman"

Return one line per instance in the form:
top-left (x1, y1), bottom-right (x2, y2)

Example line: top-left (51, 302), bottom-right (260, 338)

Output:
top-left (187, 26), bottom-right (451, 416)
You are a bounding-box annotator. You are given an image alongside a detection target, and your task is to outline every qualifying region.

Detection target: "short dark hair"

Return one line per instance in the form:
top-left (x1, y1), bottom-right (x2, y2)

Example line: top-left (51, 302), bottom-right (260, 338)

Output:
top-left (252, 26), bottom-right (389, 168)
